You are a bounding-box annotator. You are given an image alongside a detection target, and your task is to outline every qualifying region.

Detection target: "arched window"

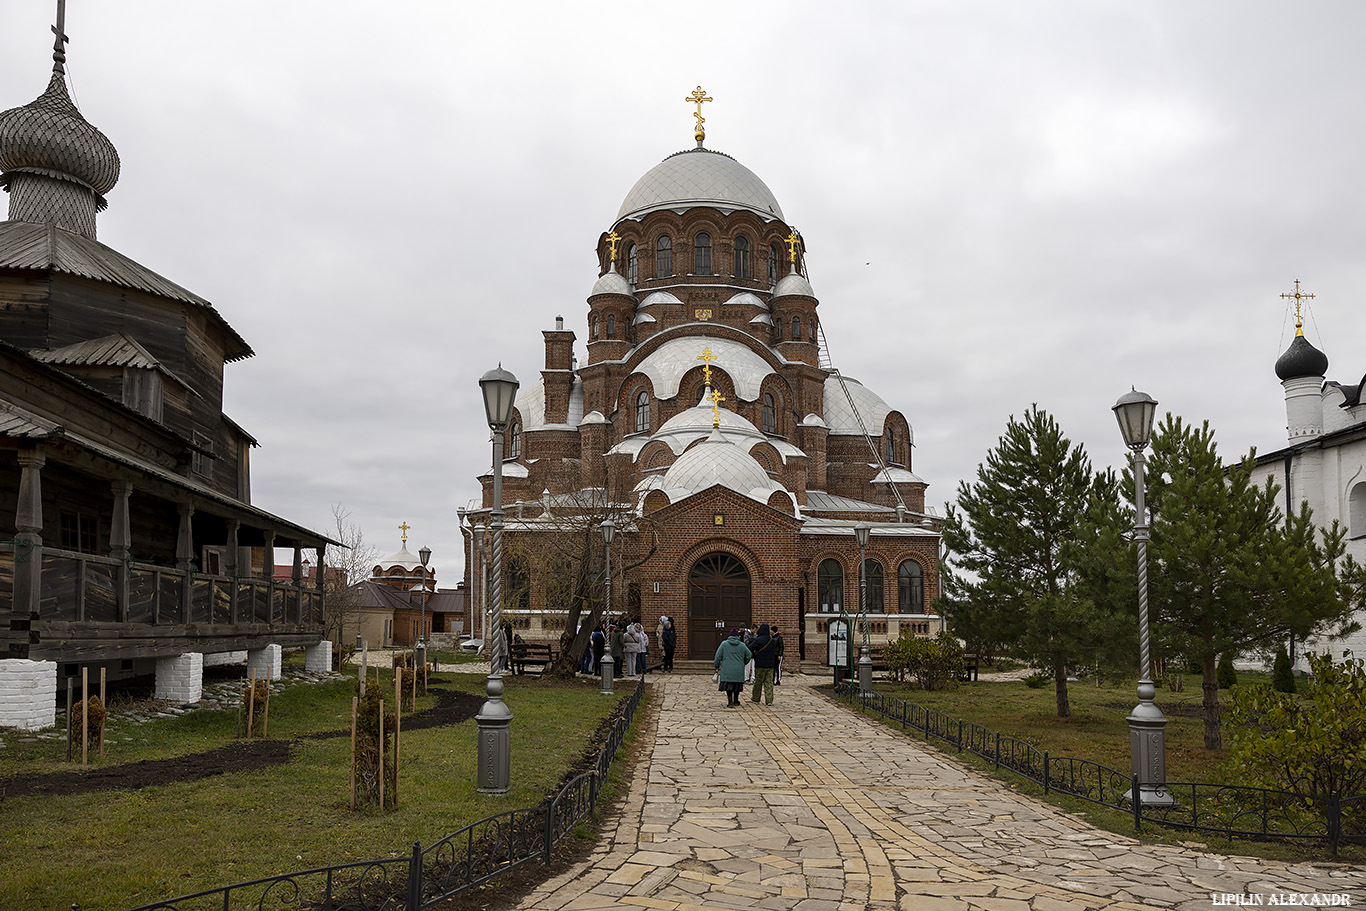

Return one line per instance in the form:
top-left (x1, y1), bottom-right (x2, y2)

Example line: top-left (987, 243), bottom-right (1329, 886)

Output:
top-left (775, 318), bottom-right (784, 341)
top-left (884, 427), bottom-right (896, 464)
top-left (768, 244), bottom-right (779, 284)
top-left (694, 233), bottom-right (712, 274)
top-left (635, 391), bottom-right (650, 433)
top-left (590, 315), bottom-right (598, 340)
top-left (763, 393), bottom-right (776, 434)
top-left (818, 559), bottom-right (843, 613)
top-left (656, 236), bottom-right (672, 276)
top-left (898, 560), bottom-right (924, 614)
top-left (627, 243), bottom-right (637, 284)
top-left (735, 235), bottom-right (751, 279)
top-left (1352, 481), bottom-right (1366, 538)
top-left (507, 555), bottom-right (531, 611)
top-left (509, 421), bottom-right (521, 459)
top-left (863, 560), bottom-right (884, 612)
top-left (809, 317), bottom-right (817, 342)
top-left (606, 313), bottom-right (615, 339)
top-left (792, 316), bottom-right (800, 339)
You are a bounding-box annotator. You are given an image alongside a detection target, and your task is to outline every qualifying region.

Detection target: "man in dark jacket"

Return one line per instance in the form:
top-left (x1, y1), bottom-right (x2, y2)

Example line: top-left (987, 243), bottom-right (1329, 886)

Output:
top-left (661, 617), bottom-right (677, 671)
top-left (771, 627), bottom-right (785, 684)
top-left (749, 623), bottom-right (779, 705)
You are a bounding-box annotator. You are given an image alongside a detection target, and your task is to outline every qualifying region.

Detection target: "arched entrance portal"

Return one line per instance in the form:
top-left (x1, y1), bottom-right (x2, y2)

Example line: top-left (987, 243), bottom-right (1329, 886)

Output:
top-left (688, 553), bottom-right (752, 659)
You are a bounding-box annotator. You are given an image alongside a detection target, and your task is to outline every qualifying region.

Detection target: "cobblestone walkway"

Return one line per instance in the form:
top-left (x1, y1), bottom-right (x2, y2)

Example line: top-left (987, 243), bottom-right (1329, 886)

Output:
top-left (520, 674), bottom-right (1364, 911)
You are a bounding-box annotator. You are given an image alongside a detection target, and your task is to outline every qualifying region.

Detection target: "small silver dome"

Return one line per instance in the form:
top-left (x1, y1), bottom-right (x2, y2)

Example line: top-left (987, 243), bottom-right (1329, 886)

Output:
top-left (591, 267), bottom-right (634, 298)
top-left (773, 269), bottom-right (815, 299)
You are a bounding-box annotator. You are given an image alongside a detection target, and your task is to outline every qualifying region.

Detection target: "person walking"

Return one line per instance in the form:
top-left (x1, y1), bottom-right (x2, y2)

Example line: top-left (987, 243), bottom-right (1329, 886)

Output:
top-left (636, 622), bottom-right (650, 675)
top-left (749, 623), bottom-right (778, 705)
top-left (743, 624), bottom-right (757, 683)
top-left (501, 620), bottom-right (513, 673)
top-left (660, 616), bottom-right (677, 672)
top-left (609, 622), bottom-right (625, 679)
top-left (623, 622), bottom-right (643, 678)
top-left (591, 623), bottom-right (606, 675)
top-left (772, 626), bottom-right (785, 684)
top-left (714, 629), bottom-right (752, 707)
top-left (578, 620), bottom-right (594, 674)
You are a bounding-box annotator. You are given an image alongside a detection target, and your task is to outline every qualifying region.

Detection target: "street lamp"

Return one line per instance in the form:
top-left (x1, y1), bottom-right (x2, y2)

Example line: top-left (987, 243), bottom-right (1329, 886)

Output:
top-left (599, 519), bottom-right (616, 692)
top-left (418, 545), bottom-right (431, 665)
top-left (855, 522), bottom-right (873, 695)
top-left (1113, 387), bottom-right (1173, 806)
top-left (477, 363), bottom-right (519, 795)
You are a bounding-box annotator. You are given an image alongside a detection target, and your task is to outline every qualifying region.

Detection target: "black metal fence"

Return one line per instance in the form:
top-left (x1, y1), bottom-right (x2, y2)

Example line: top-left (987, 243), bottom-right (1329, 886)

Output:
top-left (123, 678), bottom-right (646, 911)
top-left (834, 683), bottom-right (1365, 853)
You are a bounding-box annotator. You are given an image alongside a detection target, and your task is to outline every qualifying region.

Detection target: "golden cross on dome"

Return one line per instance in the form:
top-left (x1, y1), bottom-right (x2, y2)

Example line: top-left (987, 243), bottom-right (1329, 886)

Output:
top-left (606, 231), bottom-right (621, 263)
top-left (399, 521), bottom-right (411, 546)
top-left (686, 86), bottom-right (712, 143)
top-left (1281, 279), bottom-right (1315, 337)
top-left (709, 389), bottom-right (725, 429)
top-left (786, 231), bottom-right (800, 266)
top-left (697, 346), bottom-right (716, 387)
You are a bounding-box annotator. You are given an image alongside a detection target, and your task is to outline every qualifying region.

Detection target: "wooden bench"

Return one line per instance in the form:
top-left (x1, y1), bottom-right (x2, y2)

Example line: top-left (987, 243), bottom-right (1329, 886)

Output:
top-left (511, 642), bottom-right (558, 676)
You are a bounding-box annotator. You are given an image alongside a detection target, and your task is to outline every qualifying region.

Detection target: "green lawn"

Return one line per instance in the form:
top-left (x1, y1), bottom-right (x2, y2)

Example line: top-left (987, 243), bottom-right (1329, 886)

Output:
top-left (0, 670), bottom-right (634, 911)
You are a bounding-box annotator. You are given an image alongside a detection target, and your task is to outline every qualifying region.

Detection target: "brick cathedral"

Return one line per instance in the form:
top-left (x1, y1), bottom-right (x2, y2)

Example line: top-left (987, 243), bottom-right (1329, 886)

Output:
top-left (461, 93), bottom-right (941, 669)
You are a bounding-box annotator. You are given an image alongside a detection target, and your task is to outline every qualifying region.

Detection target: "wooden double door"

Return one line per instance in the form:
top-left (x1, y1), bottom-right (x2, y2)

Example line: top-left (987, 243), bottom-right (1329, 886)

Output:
top-left (687, 553), bottom-right (752, 659)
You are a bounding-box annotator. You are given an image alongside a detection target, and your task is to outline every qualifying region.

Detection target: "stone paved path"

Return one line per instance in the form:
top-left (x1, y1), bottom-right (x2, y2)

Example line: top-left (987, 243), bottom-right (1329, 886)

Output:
top-left (520, 674), bottom-right (1364, 911)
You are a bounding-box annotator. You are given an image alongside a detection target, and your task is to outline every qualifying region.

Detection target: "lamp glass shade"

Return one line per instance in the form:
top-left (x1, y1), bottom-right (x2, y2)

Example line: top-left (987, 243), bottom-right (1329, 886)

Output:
top-left (854, 522), bottom-right (871, 548)
top-left (480, 365), bottom-right (521, 430)
top-left (1112, 388), bottom-right (1158, 449)
top-left (419, 546), bottom-right (431, 567)
top-left (600, 518), bottom-right (616, 546)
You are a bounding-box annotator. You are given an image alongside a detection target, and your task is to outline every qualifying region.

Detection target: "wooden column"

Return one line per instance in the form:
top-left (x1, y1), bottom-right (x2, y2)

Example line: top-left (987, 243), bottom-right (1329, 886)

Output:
top-left (11, 448), bottom-right (45, 657)
top-left (176, 502), bottom-right (194, 619)
top-left (110, 479), bottom-right (133, 622)
top-left (292, 546), bottom-right (303, 625)
top-left (262, 530), bottom-right (276, 627)
top-left (315, 543), bottom-right (327, 628)
top-left (226, 519), bottom-right (241, 623)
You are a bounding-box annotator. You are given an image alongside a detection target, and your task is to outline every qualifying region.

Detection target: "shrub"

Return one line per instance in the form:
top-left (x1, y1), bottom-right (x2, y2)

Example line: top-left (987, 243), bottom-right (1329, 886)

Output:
top-left (885, 631), bottom-right (965, 691)
top-left (1216, 652), bottom-right (1237, 689)
top-left (1023, 672), bottom-right (1049, 689)
top-left (1273, 646), bottom-right (1297, 694)
top-left (1224, 652), bottom-right (1366, 809)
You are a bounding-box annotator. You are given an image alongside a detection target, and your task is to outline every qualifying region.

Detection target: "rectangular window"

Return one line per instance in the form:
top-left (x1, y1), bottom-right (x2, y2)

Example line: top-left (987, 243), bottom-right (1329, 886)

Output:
top-left (59, 511), bottom-right (98, 553)
top-left (192, 430), bottom-right (215, 479)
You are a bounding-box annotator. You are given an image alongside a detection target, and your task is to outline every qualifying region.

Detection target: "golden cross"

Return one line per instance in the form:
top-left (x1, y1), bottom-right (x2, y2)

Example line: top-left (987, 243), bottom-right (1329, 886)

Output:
top-left (1280, 279), bottom-right (1315, 337)
top-left (606, 231), bottom-right (621, 264)
top-left (709, 389), bottom-right (725, 429)
top-left (786, 231), bottom-right (800, 266)
top-left (697, 347), bottom-right (716, 388)
top-left (399, 521), bottom-right (411, 546)
top-left (686, 86), bottom-right (712, 143)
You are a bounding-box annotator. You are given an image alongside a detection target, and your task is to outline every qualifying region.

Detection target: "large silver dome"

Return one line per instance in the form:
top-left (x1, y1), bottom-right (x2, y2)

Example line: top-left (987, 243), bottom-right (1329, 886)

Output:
top-left (0, 73), bottom-right (119, 195)
top-left (616, 148), bottom-right (784, 222)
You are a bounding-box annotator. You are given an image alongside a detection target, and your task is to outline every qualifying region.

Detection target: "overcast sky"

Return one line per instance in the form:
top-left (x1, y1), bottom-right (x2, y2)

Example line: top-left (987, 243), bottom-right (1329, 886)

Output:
top-left (4, 2), bottom-right (1364, 586)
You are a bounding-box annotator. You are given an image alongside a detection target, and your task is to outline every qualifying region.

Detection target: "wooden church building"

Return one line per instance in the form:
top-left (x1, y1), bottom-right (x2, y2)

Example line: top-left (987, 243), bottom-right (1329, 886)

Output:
top-left (0, 7), bottom-right (332, 729)
top-left (460, 94), bottom-right (942, 669)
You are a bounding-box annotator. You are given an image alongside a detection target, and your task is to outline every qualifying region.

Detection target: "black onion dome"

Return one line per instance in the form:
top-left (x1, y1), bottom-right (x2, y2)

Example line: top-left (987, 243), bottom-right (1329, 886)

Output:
top-left (1275, 334), bottom-right (1329, 381)
top-left (0, 72), bottom-right (120, 195)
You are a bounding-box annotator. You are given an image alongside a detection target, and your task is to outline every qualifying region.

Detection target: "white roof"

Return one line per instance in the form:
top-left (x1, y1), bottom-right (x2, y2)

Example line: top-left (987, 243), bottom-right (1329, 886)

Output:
top-left (514, 375), bottom-right (584, 432)
top-left (634, 336), bottom-right (776, 401)
top-left (591, 268), bottom-right (634, 298)
top-left (616, 148), bottom-right (785, 222)
top-left (659, 428), bottom-right (789, 505)
top-left (639, 290), bottom-right (683, 308)
top-left (822, 375), bottom-right (893, 435)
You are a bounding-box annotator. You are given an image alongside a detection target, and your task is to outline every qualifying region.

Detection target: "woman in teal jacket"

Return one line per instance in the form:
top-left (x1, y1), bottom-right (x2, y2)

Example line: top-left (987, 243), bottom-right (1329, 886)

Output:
top-left (713, 629), bottom-right (753, 707)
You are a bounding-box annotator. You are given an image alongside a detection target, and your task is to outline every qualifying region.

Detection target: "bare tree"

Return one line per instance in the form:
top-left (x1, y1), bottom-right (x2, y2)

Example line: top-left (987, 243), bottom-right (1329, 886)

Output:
top-left (323, 503), bottom-right (380, 662)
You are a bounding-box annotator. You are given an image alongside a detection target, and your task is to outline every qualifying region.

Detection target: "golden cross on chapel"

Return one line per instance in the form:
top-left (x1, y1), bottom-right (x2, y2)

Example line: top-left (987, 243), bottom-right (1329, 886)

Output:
top-left (399, 521), bottom-right (411, 546)
top-left (1281, 279), bottom-right (1315, 336)
top-left (786, 230), bottom-right (800, 266)
top-left (606, 231), bottom-right (621, 263)
top-left (709, 389), bottom-right (725, 429)
top-left (686, 86), bottom-right (712, 143)
top-left (697, 346), bottom-right (717, 387)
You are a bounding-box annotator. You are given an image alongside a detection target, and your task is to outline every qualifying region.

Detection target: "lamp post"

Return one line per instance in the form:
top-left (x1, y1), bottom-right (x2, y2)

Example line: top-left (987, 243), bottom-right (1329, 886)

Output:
top-left (599, 519), bottom-right (615, 692)
top-left (477, 364), bottom-right (519, 795)
top-left (418, 545), bottom-right (431, 667)
top-left (855, 522), bottom-right (873, 695)
top-left (1113, 387), bottom-right (1173, 806)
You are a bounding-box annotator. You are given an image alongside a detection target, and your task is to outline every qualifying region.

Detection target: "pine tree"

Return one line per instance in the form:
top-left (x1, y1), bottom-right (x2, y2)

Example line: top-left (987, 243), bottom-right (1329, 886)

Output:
top-left (1272, 647), bottom-right (1296, 694)
top-left (1144, 415), bottom-right (1362, 749)
top-left (941, 406), bottom-right (1130, 717)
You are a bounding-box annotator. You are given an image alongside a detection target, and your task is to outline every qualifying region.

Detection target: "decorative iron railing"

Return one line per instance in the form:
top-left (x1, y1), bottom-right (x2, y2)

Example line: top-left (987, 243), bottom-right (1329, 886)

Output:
top-left (122, 677), bottom-right (646, 911)
top-left (834, 682), bottom-right (1364, 853)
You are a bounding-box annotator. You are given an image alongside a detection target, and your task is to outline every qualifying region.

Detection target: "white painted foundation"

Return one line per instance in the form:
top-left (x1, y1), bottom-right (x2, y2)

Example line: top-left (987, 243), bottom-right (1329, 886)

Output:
top-left (156, 652), bottom-right (204, 704)
top-left (0, 658), bottom-right (57, 731)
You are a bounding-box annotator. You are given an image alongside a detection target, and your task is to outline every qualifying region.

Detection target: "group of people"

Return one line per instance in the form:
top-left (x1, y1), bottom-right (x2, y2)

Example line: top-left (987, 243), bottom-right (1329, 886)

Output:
top-left (714, 623), bottom-right (785, 707)
top-left (575, 615), bottom-right (678, 678)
